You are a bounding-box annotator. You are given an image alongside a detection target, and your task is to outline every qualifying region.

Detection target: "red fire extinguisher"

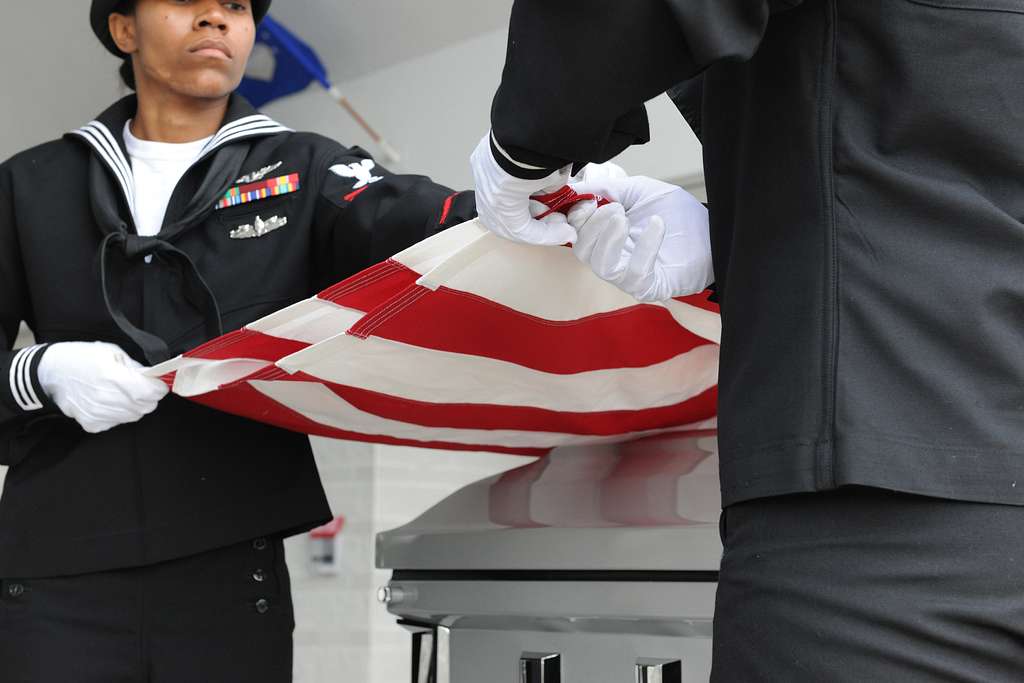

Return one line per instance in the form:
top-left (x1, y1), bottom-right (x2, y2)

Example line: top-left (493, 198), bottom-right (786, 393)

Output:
top-left (309, 515), bottom-right (346, 575)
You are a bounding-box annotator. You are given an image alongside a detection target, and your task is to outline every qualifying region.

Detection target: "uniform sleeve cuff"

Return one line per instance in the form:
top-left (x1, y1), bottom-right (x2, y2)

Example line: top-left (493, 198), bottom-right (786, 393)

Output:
top-left (8, 344), bottom-right (50, 412)
top-left (489, 132), bottom-right (564, 180)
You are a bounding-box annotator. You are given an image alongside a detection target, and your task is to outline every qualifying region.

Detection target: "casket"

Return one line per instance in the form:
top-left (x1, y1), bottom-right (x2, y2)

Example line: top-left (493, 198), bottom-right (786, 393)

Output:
top-left (376, 431), bottom-right (721, 682)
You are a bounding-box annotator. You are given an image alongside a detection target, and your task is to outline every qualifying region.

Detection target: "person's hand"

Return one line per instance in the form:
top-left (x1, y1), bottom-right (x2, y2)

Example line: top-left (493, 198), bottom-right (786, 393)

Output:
top-left (571, 160), bottom-right (628, 184)
top-left (567, 176), bottom-right (714, 302)
top-left (470, 132), bottom-right (576, 246)
top-left (37, 342), bottom-right (169, 434)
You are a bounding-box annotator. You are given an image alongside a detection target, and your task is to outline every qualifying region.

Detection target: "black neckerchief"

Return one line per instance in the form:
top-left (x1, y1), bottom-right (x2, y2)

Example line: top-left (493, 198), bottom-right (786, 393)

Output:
top-left (66, 94), bottom-right (292, 364)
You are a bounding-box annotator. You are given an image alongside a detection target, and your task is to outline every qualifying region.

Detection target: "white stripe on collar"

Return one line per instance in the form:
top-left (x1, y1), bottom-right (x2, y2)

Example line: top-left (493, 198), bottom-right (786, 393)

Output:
top-left (200, 115), bottom-right (292, 156)
top-left (204, 123), bottom-right (292, 155)
top-left (211, 114), bottom-right (275, 140)
top-left (72, 122), bottom-right (136, 212)
top-left (71, 114), bottom-right (292, 212)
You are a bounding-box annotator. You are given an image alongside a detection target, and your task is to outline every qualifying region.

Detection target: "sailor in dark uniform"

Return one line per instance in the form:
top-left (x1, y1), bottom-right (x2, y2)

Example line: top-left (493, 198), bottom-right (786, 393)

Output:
top-left (0, 1), bottom-right (475, 680)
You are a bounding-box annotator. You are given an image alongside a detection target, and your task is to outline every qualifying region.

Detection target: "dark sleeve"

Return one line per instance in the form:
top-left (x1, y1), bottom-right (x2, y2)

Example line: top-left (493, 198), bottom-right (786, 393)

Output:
top-left (0, 163), bottom-right (57, 466)
top-left (310, 146), bottom-right (477, 290)
top-left (667, 74), bottom-right (706, 143)
top-left (491, 0), bottom-right (803, 172)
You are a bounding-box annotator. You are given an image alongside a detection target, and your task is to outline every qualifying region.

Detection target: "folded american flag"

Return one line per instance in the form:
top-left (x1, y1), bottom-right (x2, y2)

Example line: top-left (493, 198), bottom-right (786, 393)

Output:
top-left (146, 216), bottom-right (720, 456)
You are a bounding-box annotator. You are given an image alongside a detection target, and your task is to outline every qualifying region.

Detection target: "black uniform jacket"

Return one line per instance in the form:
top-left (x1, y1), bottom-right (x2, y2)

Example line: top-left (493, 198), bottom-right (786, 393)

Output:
top-left (491, 1), bottom-right (1024, 507)
top-left (0, 95), bottom-right (475, 577)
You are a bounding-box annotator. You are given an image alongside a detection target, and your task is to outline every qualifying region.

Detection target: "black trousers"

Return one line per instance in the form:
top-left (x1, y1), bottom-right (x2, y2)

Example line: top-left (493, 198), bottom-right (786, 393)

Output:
top-left (0, 536), bottom-right (293, 683)
top-left (711, 486), bottom-right (1024, 682)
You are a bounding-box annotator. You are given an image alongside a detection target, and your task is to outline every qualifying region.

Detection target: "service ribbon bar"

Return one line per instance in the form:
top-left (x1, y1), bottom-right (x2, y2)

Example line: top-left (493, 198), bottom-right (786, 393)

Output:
top-left (216, 173), bottom-right (301, 210)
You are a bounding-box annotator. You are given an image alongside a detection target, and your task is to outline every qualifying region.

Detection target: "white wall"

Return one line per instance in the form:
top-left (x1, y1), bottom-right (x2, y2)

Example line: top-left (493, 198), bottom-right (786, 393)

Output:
top-left (260, 28), bottom-right (703, 191)
top-left (287, 441), bottom-right (531, 683)
top-left (0, 4), bottom-right (123, 160)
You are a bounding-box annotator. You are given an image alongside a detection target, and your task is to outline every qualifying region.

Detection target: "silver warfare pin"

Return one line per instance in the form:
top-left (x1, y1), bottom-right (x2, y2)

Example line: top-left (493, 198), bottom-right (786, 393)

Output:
top-left (235, 161), bottom-right (283, 185)
top-left (230, 215), bottom-right (288, 240)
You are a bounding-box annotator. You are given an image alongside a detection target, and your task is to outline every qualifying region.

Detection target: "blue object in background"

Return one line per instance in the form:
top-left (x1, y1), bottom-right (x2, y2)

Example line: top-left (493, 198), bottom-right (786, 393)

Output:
top-left (238, 15), bottom-right (402, 163)
top-left (239, 15), bottom-right (330, 108)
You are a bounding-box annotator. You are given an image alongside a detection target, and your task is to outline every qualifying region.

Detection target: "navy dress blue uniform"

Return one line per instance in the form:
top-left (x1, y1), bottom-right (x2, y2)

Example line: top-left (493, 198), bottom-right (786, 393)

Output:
top-left (0, 94), bottom-right (475, 682)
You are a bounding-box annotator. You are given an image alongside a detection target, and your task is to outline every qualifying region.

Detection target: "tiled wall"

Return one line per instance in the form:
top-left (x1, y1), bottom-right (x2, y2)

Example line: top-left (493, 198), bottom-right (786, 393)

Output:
top-left (289, 437), bottom-right (531, 683)
top-left (287, 440), bottom-right (377, 683)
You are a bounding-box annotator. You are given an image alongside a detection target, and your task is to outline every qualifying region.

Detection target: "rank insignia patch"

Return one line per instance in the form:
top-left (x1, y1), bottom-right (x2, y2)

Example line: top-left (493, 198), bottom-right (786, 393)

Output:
top-left (216, 173), bottom-right (300, 210)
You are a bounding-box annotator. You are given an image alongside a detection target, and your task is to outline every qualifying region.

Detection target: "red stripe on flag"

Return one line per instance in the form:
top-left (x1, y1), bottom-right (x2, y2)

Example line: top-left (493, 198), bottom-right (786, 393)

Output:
top-left (532, 187), bottom-right (610, 219)
top-left (318, 260), bottom-right (420, 313)
top-left (293, 372), bottom-right (717, 436)
top-left (674, 290), bottom-right (719, 313)
top-left (184, 328), bottom-right (309, 361)
top-left (348, 286), bottom-right (429, 339)
top-left (352, 285), bottom-right (715, 373)
top-left (189, 380), bottom-right (549, 456)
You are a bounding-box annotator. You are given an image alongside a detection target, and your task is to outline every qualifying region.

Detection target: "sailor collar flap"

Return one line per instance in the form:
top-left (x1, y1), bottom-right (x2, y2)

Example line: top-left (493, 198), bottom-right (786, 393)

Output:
top-left (62, 95), bottom-right (292, 365)
top-left (65, 94), bottom-right (292, 223)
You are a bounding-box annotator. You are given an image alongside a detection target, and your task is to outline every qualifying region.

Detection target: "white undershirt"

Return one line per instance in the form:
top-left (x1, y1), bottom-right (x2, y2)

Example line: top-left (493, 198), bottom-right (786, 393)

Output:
top-left (123, 121), bottom-right (213, 238)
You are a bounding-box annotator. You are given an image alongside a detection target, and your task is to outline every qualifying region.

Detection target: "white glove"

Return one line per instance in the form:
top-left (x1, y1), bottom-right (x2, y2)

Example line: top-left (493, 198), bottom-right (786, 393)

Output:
top-left (571, 161), bottom-right (629, 184)
top-left (470, 131), bottom-right (576, 246)
top-left (567, 176), bottom-right (714, 302)
top-left (37, 342), bottom-right (169, 434)
top-left (522, 162), bottom-right (630, 228)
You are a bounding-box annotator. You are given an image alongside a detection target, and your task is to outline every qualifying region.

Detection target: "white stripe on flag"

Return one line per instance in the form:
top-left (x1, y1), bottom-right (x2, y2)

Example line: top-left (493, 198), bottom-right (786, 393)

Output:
top-left (246, 298), bottom-right (363, 345)
top-left (390, 216), bottom-right (492, 274)
top-left (661, 299), bottom-right (720, 345)
top-left (250, 380), bottom-right (713, 450)
top-left (414, 222), bottom-right (640, 321)
top-left (169, 358), bottom-right (273, 397)
top-left (276, 334), bottom-right (719, 413)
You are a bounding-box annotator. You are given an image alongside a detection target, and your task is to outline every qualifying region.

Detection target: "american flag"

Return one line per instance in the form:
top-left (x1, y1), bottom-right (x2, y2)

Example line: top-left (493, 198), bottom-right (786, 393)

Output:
top-left (147, 213), bottom-right (720, 456)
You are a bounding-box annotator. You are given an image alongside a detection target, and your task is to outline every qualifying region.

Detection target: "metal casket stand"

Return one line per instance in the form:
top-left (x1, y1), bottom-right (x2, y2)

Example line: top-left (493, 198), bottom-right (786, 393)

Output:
top-left (376, 431), bottom-right (722, 683)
